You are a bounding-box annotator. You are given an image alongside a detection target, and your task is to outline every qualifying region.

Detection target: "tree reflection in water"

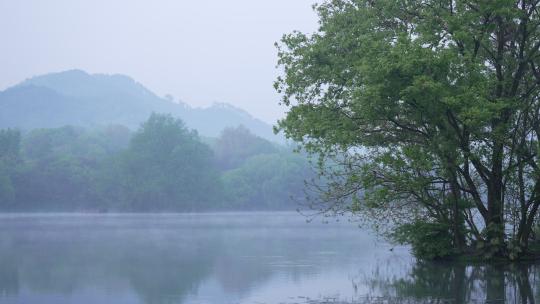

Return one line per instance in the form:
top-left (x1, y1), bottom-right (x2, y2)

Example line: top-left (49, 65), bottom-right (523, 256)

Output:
top-left (359, 261), bottom-right (540, 304)
top-left (1, 214), bottom-right (540, 304)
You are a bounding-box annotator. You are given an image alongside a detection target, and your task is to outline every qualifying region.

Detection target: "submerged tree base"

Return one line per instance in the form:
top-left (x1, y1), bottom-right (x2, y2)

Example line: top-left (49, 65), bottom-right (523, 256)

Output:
top-left (292, 257), bottom-right (540, 304)
top-left (425, 247), bottom-right (540, 263)
top-left (276, 0), bottom-right (540, 272)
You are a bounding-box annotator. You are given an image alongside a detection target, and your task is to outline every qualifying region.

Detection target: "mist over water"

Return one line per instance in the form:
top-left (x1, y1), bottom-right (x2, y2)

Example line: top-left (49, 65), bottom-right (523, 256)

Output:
top-left (0, 212), bottom-right (391, 303)
top-left (3, 0), bottom-right (540, 302)
top-left (0, 212), bottom-right (537, 304)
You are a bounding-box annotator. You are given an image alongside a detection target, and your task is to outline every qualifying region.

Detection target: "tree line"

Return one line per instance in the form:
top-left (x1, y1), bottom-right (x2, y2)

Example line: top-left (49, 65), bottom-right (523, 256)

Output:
top-left (0, 113), bottom-right (311, 211)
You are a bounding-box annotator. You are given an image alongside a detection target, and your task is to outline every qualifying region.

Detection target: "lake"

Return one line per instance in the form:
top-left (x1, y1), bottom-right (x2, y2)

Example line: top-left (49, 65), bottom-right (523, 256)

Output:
top-left (0, 212), bottom-right (538, 304)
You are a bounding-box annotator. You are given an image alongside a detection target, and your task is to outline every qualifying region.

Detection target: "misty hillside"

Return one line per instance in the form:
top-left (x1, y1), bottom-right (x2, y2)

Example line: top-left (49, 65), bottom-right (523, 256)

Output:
top-left (0, 70), bottom-right (278, 141)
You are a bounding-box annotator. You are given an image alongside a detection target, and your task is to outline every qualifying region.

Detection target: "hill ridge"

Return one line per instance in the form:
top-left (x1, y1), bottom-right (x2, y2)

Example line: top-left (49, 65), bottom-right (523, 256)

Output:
top-left (0, 70), bottom-right (279, 142)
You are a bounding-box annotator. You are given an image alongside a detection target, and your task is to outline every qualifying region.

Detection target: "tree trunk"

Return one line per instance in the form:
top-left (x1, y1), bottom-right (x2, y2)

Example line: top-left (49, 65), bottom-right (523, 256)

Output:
top-left (486, 265), bottom-right (505, 303)
top-left (486, 143), bottom-right (506, 257)
top-left (450, 176), bottom-right (465, 253)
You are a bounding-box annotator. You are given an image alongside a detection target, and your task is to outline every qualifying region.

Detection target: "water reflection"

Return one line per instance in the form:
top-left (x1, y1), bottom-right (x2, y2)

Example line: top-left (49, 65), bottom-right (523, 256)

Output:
top-left (0, 213), bottom-right (538, 303)
top-left (0, 213), bottom-right (371, 304)
top-left (360, 259), bottom-right (540, 303)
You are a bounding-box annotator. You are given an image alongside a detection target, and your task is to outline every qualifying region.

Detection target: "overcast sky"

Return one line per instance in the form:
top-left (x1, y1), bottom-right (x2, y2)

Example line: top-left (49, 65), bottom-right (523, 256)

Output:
top-left (0, 0), bottom-right (319, 123)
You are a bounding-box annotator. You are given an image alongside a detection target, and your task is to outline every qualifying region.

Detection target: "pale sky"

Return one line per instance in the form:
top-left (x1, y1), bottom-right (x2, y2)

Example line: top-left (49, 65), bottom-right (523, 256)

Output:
top-left (0, 0), bottom-right (319, 123)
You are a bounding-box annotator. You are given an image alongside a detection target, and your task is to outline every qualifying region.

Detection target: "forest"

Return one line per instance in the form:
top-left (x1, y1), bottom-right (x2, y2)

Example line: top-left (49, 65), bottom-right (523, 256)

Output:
top-left (0, 113), bottom-right (311, 211)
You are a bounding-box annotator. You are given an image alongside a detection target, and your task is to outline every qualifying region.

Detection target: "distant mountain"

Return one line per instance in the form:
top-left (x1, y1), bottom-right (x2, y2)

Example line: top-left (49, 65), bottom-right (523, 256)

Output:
top-left (0, 70), bottom-right (279, 141)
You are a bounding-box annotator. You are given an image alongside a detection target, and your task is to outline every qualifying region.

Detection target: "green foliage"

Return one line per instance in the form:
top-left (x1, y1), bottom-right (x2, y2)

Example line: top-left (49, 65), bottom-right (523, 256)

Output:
top-left (0, 115), bottom-right (311, 211)
top-left (121, 113), bottom-right (220, 210)
top-left (0, 129), bottom-right (20, 165)
top-left (15, 126), bottom-right (129, 209)
top-left (392, 221), bottom-right (455, 260)
top-left (0, 129), bottom-right (21, 206)
top-left (222, 152), bottom-right (310, 209)
top-left (213, 125), bottom-right (278, 170)
top-left (0, 170), bottom-right (15, 205)
top-left (275, 0), bottom-right (540, 260)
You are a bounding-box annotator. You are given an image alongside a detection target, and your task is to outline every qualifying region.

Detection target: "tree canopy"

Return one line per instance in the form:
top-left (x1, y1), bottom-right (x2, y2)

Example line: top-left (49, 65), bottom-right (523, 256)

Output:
top-left (214, 125), bottom-right (278, 170)
top-left (121, 113), bottom-right (220, 210)
top-left (276, 0), bottom-right (540, 260)
top-left (0, 114), bottom-right (311, 212)
top-left (0, 129), bottom-right (20, 206)
top-left (222, 152), bottom-right (311, 209)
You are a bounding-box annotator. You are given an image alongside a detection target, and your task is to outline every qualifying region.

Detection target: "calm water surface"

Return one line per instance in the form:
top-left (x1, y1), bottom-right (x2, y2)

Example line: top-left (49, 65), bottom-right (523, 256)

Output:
top-left (0, 212), bottom-right (538, 304)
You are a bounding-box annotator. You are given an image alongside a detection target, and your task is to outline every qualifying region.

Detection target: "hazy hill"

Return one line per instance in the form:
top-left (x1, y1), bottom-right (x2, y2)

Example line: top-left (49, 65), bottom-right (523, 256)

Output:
top-left (0, 70), bottom-right (278, 141)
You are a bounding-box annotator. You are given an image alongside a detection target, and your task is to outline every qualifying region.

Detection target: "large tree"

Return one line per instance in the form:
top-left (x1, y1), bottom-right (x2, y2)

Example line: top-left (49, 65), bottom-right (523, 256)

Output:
top-left (121, 113), bottom-right (220, 210)
top-left (276, 0), bottom-right (540, 259)
top-left (213, 125), bottom-right (278, 170)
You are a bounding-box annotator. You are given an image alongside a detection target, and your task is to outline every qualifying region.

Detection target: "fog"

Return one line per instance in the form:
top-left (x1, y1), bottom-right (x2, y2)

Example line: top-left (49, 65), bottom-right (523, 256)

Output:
top-left (0, 213), bottom-right (538, 304)
top-left (2, 1), bottom-right (539, 303)
top-left (0, 0), bottom-right (318, 123)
